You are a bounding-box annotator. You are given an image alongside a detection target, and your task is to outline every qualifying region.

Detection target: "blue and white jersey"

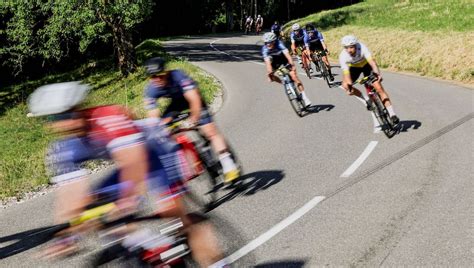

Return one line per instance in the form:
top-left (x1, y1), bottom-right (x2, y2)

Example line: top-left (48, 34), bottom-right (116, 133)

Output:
top-left (304, 30), bottom-right (324, 47)
top-left (261, 40), bottom-right (288, 61)
top-left (271, 24), bottom-right (281, 33)
top-left (290, 29), bottom-right (306, 43)
top-left (144, 70), bottom-right (197, 110)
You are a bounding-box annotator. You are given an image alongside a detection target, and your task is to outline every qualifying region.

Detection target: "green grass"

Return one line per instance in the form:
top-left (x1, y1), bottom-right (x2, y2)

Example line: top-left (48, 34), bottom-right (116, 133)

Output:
top-left (284, 0), bottom-right (474, 33)
top-left (0, 39), bottom-right (221, 200)
top-left (282, 0), bottom-right (474, 84)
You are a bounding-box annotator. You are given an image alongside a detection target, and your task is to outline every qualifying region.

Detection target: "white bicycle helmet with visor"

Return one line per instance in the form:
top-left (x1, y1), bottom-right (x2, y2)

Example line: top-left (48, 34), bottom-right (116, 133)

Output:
top-left (341, 35), bottom-right (359, 47)
top-left (291, 23), bottom-right (300, 31)
top-left (28, 81), bottom-right (89, 117)
top-left (263, 32), bottom-right (277, 44)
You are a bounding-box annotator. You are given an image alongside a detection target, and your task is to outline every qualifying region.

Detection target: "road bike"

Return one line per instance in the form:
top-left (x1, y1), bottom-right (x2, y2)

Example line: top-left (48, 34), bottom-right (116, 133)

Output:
top-left (166, 112), bottom-right (243, 211)
top-left (273, 64), bottom-right (307, 117)
top-left (355, 73), bottom-right (399, 137)
top-left (310, 50), bottom-right (332, 87)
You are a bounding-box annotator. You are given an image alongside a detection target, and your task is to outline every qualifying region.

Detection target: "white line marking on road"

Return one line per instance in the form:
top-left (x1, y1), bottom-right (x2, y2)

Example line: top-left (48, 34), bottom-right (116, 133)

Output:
top-left (338, 85), bottom-right (381, 133)
top-left (210, 195), bottom-right (326, 267)
top-left (340, 141), bottom-right (378, 178)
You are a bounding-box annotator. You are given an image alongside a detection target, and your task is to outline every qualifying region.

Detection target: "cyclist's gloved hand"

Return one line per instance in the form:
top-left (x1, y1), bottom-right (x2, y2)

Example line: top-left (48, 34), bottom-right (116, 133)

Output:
top-left (374, 72), bottom-right (383, 82)
top-left (324, 49), bottom-right (330, 55)
top-left (290, 64), bottom-right (296, 71)
top-left (267, 72), bottom-right (273, 82)
top-left (181, 118), bottom-right (198, 129)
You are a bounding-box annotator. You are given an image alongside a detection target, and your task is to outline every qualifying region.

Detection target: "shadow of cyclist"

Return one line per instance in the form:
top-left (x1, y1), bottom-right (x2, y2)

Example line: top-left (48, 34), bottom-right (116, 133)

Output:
top-left (0, 225), bottom-right (66, 259)
top-left (397, 120), bottom-right (422, 133)
top-left (255, 259), bottom-right (307, 268)
top-left (304, 104), bottom-right (335, 115)
top-left (209, 170), bottom-right (285, 210)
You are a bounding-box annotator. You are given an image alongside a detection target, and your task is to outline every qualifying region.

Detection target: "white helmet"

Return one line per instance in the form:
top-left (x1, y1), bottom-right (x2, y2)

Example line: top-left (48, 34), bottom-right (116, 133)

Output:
top-left (292, 23), bottom-right (300, 31)
top-left (263, 32), bottom-right (277, 43)
top-left (258, 15), bottom-right (261, 18)
top-left (341, 35), bottom-right (359, 46)
top-left (28, 81), bottom-right (89, 117)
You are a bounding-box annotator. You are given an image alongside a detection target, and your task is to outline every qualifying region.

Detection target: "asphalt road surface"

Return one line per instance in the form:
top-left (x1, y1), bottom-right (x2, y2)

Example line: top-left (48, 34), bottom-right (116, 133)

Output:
top-left (1, 34), bottom-right (472, 267)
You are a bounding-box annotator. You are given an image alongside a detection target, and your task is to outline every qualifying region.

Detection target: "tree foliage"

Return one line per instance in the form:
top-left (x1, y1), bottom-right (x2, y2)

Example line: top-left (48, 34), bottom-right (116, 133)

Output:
top-left (0, 0), bottom-right (153, 78)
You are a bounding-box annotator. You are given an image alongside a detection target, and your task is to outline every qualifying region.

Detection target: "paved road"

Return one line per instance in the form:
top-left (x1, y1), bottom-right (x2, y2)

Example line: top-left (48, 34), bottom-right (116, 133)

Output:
top-left (1, 34), bottom-right (472, 267)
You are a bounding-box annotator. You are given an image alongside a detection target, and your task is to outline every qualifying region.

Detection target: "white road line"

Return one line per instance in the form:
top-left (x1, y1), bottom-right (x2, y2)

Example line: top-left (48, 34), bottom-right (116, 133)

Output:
top-left (210, 195), bottom-right (326, 267)
top-left (340, 141), bottom-right (378, 178)
top-left (338, 85), bottom-right (381, 133)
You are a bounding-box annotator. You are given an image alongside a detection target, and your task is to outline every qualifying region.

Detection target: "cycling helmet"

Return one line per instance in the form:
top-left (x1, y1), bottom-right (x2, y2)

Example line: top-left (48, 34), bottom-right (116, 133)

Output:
top-left (258, 15), bottom-right (261, 18)
top-left (291, 23), bottom-right (300, 31)
top-left (305, 23), bottom-right (315, 31)
top-left (28, 81), bottom-right (89, 117)
top-left (144, 57), bottom-right (166, 76)
top-left (341, 35), bottom-right (359, 47)
top-left (263, 32), bottom-right (277, 43)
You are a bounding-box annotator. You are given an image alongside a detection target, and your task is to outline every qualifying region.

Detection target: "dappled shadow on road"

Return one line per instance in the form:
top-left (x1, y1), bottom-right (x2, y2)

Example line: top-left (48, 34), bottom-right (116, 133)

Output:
top-left (254, 259), bottom-right (307, 267)
top-left (209, 170), bottom-right (285, 210)
top-left (397, 120), bottom-right (422, 133)
top-left (165, 42), bottom-right (263, 63)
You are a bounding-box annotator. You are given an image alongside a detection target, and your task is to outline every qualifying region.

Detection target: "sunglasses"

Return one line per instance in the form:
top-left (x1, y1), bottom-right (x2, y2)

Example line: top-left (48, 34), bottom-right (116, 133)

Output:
top-left (344, 45), bottom-right (356, 49)
top-left (151, 73), bottom-right (167, 79)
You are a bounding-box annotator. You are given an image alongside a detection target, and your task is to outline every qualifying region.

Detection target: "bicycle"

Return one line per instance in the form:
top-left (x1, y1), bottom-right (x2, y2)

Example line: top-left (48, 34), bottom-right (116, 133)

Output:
top-left (310, 50), bottom-right (332, 87)
top-left (166, 112), bottom-right (243, 211)
top-left (355, 73), bottom-right (399, 137)
top-left (273, 64), bottom-right (306, 117)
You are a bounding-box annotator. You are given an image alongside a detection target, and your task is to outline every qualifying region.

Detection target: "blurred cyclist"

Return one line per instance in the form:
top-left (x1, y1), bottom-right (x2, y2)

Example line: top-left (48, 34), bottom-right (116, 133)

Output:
top-left (143, 57), bottom-right (240, 184)
top-left (28, 82), bottom-right (222, 266)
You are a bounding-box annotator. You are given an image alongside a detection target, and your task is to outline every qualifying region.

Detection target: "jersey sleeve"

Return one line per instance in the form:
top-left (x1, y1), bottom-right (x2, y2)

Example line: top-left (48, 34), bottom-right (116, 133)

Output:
top-left (278, 41), bottom-right (288, 53)
top-left (360, 43), bottom-right (373, 61)
top-left (290, 32), bottom-right (295, 42)
top-left (262, 46), bottom-right (270, 60)
top-left (317, 31), bottom-right (324, 42)
top-left (144, 83), bottom-right (159, 110)
top-left (172, 70), bottom-right (197, 92)
top-left (46, 137), bottom-right (92, 184)
top-left (339, 51), bottom-right (350, 74)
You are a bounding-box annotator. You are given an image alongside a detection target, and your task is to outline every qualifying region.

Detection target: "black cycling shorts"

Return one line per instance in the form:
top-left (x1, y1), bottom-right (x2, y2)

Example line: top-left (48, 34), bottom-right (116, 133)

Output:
top-left (163, 97), bottom-right (212, 125)
top-left (349, 63), bottom-right (373, 82)
top-left (308, 41), bottom-right (325, 56)
top-left (270, 55), bottom-right (289, 70)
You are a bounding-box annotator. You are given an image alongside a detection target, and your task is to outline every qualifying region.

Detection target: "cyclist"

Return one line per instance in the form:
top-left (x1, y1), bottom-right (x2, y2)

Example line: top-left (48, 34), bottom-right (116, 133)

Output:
top-left (245, 16), bottom-right (253, 34)
top-left (143, 57), bottom-right (240, 183)
top-left (262, 32), bottom-right (312, 107)
top-left (28, 82), bottom-right (223, 266)
top-left (339, 35), bottom-right (400, 124)
top-left (290, 23), bottom-right (306, 66)
top-left (271, 21), bottom-right (281, 39)
top-left (303, 24), bottom-right (334, 81)
top-left (255, 15), bottom-right (264, 35)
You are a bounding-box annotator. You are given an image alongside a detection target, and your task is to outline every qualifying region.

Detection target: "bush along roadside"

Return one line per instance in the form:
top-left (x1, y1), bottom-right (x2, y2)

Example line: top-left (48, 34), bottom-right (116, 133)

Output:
top-left (0, 39), bottom-right (222, 201)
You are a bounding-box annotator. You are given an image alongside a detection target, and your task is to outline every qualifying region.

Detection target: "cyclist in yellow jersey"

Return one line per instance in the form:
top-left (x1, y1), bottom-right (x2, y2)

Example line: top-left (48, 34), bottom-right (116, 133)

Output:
top-left (339, 35), bottom-right (399, 124)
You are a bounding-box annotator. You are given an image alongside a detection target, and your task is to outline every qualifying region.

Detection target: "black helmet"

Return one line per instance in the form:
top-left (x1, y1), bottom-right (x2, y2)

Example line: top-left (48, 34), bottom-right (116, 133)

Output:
top-left (144, 57), bottom-right (166, 76)
top-left (305, 23), bottom-right (316, 31)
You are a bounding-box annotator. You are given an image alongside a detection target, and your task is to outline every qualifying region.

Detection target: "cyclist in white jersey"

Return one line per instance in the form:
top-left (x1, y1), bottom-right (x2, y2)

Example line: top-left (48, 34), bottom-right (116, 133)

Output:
top-left (339, 35), bottom-right (399, 124)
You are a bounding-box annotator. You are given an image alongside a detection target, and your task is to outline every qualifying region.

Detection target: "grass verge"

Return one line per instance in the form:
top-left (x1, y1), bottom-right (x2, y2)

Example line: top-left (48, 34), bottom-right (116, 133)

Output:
top-left (283, 0), bottom-right (474, 84)
top-left (0, 39), bottom-right (221, 200)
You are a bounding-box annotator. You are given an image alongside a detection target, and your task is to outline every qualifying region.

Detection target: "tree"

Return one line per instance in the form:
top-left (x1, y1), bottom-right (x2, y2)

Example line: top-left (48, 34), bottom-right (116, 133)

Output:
top-left (0, 1), bottom-right (153, 77)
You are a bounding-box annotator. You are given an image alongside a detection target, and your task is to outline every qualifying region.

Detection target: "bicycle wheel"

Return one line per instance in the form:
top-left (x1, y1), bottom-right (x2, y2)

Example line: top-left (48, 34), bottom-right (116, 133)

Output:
top-left (312, 55), bottom-right (321, 73)
top-left (286, 82), bottom-right (304, 117)
top-left (179, 132), bottom-right (219, 212)
top-left (318, 60), bottom-right (330, 86)
top-left (372, 95), bottom-right (391, 134)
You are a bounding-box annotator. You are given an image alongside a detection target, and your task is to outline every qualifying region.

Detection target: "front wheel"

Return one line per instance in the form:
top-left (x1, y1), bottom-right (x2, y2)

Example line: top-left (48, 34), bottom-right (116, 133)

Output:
top-left (285, 82), bottom-right (305, 117)
top-left (320, 61), bottom-right (331, 87)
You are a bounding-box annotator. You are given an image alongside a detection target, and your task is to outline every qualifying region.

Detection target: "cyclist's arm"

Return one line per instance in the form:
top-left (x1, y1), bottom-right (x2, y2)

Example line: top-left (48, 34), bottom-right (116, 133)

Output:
top-left (362, 43), bottom-right (381, 78)
top-left (339, 54), bottom-right (353, 88)
top-left (283, 49), bottom-right (296, 69)
top-left (183, 88), bottom-right (202, 124)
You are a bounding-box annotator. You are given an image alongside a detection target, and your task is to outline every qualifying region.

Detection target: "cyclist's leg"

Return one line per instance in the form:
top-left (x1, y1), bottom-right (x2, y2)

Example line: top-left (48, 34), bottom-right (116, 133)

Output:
top-left (289, 68), bottom-right (311, 106)
top-left (302, 48), bottom-right (311, 69)
top-left (198, 114), bottom-right (239, 182)
top-left (372, 74), bottom-right (397, 118)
